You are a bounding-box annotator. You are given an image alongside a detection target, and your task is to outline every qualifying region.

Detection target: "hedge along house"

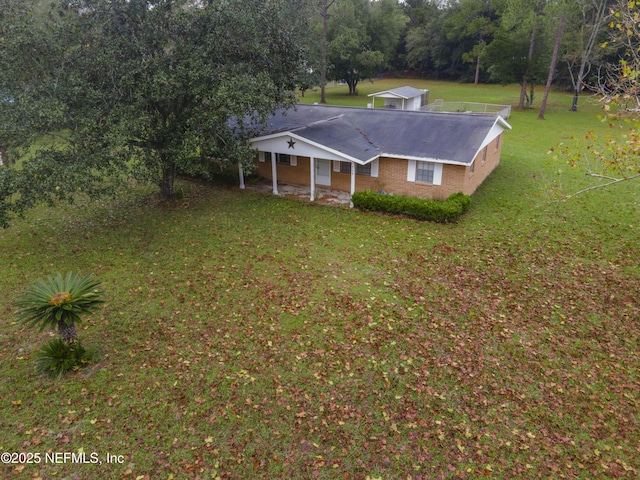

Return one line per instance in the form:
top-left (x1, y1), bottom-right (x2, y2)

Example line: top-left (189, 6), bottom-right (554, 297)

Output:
top-left (239, 104), bottom-right (511, 204)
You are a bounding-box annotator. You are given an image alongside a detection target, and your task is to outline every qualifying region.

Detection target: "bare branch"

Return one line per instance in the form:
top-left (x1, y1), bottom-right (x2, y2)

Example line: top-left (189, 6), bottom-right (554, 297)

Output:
top-left (558, 172), bottom-right (640, 200)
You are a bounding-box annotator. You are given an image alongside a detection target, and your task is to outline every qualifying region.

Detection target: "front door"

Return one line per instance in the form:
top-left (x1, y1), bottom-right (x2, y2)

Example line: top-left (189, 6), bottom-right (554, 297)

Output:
top-left (316, 159), bottom-right (331, 186)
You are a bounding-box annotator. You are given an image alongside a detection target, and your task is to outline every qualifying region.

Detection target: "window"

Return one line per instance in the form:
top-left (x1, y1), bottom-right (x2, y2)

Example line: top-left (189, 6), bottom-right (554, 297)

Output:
top-left (481, 146), bottom-right (487, 164)
top-left (408, 160), bottom-right (442, 185)
top-left (415, 161), bottom-right (435, 183)
top-left (276, 153), bottom-right (291, 165)
top-left (340, 162), bottom-right (371, 176)
top-left (260, 152), bottom-right (295, 165)
top-left (495, 135), bottom-right (501, 150)
top-left (470, 161), bottom-right (475, 174)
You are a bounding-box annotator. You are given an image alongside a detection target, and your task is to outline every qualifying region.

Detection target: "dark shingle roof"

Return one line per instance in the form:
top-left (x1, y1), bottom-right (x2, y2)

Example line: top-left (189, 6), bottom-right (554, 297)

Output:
top-left (253, 105), bottom-right (509, 165)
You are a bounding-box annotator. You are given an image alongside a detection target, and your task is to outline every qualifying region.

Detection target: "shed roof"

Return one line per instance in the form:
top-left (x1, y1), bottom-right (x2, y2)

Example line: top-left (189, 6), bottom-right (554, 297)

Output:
top-left (367, 86), bottom-right (428, 100)
top-left (250, 105), bottom-right (511, 165)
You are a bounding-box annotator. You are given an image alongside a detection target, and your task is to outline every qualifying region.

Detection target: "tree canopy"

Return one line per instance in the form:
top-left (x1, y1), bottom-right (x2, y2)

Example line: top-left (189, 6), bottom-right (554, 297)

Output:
top-left (598, 0), bottom-right (640, 112)
top-left (554, 0), bottom-right (640, 197)
top-left (324, 0), bottom-right (406, 95)
top-left (0, 0), bottom-right (306, 227)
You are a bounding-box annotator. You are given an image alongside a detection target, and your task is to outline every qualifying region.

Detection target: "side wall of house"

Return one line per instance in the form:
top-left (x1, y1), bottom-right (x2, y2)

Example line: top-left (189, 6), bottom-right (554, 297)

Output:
top-left (252, 133), bottom-right (503, 199)
top-left (464, 133), bottom-right (503, 195)
top-left (376, 157), bottom-right (461, 200)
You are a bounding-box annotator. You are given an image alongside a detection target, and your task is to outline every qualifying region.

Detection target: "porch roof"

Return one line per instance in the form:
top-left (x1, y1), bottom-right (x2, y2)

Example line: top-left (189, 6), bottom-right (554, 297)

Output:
top-left (249, 105), bottom-right (511, 165)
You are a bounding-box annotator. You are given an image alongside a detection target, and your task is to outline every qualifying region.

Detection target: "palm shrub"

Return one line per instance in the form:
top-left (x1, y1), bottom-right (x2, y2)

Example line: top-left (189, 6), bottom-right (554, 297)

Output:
top-left (34, 338), bottom-right (98, 379)
top-left (15, 272), bottom-right (104, 378)
top-left (15, 272), bottom-right (105, 344)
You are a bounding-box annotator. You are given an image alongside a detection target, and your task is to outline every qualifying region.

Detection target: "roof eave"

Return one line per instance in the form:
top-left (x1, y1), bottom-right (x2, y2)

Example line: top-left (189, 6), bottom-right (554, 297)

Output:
top-left (378, 153), bottom-right (470, 166)
top-left (249, 131), bottom-right (372, 165)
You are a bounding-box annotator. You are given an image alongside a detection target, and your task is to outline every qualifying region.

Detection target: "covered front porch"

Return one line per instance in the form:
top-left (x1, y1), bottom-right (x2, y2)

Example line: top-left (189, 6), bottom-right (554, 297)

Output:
top-left (241, 132), bottom-right (379, 208)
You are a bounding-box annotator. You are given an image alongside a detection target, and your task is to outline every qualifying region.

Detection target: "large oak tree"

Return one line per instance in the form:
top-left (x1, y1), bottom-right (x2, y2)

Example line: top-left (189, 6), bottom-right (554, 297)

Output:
top-left (325, 0), bottom-right (406, 95)
top-left (0, 0), bottom-right (305, 227)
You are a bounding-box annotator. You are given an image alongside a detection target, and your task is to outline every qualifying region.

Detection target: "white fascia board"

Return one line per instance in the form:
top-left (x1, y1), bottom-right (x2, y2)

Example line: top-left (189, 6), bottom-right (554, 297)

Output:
top-left (249, 131), bottom-right (296, 145)
top-left (250, 132), bottom-right (371, 165)
top-left (359, 155), bottom-right (380, 165)
top-left (496, 115), bottom-right (512, 130)
top-left (368, 92), bottom-right (407, 99)
top-left (380, 153), bottom-right (468, 166)
top-left (472, 116), bottom-right (512, 161)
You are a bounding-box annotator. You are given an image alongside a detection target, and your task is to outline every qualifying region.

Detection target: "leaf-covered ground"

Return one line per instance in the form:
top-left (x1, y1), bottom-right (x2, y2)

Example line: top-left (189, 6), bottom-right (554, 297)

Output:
top-left (1, 84), bottom-right (639, 479)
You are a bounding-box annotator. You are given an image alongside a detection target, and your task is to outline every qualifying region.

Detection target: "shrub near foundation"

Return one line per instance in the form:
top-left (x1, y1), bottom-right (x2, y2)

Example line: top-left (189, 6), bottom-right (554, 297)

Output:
top-left (351, 190), bottom-right (471, 222)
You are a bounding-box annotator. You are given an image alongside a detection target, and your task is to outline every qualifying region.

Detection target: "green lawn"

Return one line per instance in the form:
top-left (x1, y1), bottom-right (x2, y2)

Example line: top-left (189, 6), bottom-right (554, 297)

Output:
top-left (0, 81), bottom-right (638, 479)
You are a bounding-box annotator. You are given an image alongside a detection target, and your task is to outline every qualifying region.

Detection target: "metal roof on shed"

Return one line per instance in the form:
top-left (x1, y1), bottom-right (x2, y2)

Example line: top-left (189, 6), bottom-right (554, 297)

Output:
top-left (367, 86), bottom-right (428, 99)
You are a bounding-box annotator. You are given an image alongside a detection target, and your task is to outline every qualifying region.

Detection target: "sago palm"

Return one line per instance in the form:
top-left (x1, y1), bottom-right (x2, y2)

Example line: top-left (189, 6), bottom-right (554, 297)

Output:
top-left (15, 272), bottom-right (105, 344)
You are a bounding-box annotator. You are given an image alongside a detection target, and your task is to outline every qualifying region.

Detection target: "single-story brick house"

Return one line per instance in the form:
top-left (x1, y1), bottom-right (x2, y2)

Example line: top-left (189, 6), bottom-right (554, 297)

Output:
top-left (238, 104), bottom-right (511, 202)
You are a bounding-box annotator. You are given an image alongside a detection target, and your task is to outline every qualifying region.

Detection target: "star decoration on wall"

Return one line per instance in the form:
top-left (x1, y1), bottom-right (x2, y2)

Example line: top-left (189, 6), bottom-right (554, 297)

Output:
top-left (287, 138), bottom-right (296, 149)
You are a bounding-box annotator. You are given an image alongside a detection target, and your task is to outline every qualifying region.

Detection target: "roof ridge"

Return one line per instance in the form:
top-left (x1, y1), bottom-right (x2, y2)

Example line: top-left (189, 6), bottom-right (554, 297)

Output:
top-left (290, 113), bottom-right (345, 132)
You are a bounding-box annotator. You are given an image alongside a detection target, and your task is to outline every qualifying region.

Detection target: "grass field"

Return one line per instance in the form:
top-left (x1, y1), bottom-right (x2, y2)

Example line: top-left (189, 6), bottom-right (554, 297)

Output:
top-left (0, 80), bottom-right (638, 479)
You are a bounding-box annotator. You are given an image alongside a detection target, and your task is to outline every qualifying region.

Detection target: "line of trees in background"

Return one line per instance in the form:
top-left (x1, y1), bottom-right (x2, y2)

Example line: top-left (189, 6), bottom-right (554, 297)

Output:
top-left (299, 0), bottom-right (625, 114)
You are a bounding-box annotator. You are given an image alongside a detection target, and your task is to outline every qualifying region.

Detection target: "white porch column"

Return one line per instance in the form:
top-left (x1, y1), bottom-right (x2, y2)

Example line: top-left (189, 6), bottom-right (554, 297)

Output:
top-left (350, 162), bottom-right (356, 208)
top-left (238, 161), bottom-right (245, 189)
top-left (309, 156), bottom-right (316, 201)
top-left (271, 152), bottom-right (278, 195)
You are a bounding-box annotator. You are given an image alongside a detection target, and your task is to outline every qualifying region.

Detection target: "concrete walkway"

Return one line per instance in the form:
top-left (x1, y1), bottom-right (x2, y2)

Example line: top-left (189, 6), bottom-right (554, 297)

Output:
top-left (244, 181), bottom-right (352, 206)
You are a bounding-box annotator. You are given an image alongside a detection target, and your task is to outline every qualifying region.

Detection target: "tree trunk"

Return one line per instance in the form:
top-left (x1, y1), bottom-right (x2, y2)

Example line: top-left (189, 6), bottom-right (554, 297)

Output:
top-left (58, 320), bottom-right (78, 344)
top-left (571, 86), bottom-right (580, 111)
top-left (320, 0), bottom-right (335, 104)
top-left (320, 2), bottom-right (328, 104)
top-left (525, 83), bottom-right (535, 108)
top-left (473, 36), bottom-right (484, 85)
top-left (160, 163), bottom-right (176, 198)
top-left (519, 24), bottom-right (538, 110)
top-left (347, 79), bottom-right (358, 95)
top-left (570, 0), bottom-right (608, 111)
top-left (539, 14), bottom-right (565, 120)
top-left (519, 80), bottom-right (528, 109)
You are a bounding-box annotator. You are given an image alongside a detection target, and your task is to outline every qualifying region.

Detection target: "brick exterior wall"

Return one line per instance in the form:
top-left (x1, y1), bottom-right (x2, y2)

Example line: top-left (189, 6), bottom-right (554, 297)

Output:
top-left (256, 156), bottom-right (311, 184)
top-left (464, 134), bottom-right (502, 195)
top-left (253, 133), bottom-right (503, 200)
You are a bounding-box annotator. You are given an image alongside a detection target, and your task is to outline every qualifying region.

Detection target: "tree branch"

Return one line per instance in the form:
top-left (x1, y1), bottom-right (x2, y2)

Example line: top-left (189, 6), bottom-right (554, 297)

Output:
top-left (561, 172), bottom-right (640, 199)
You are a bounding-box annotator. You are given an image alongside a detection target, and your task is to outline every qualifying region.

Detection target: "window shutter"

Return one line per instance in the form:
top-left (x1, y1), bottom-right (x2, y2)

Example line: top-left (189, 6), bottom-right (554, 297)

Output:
top-left (407, 160), bottom-right (416, 182)
top-left (290, 155), bottom-right (297, 166)
top-left (370, 159), bottom-right (379, 178)
top-left (333, 161), bottom-right (341, 172)
top-left (433, 163), bottom-right (443, 186)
